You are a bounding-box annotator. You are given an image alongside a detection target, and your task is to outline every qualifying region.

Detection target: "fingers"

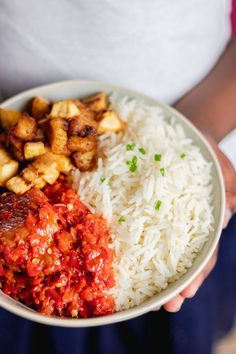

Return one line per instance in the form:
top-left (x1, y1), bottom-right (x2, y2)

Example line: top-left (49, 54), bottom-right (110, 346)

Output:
top-left (223, 208), bottom-right (233, 229)
top-left (180, 272), bottom-right (205, 298)
top-left (229, 193), bottom-right (236, 214)
top-left (181, 249), bottom-right (217, 298)
top-left (232, 202), bottom-right (236, 214)
top-left (163, 249), bottom-right (218, 312)
top-left (211, 142), bottom-right (236, 216)
top-left (163, 295), bottom-right (185, 312)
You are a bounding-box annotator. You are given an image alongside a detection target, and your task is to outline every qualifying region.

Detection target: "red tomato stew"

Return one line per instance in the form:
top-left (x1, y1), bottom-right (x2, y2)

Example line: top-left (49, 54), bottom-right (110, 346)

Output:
top-left (0, 179), bottom-right (115, 317)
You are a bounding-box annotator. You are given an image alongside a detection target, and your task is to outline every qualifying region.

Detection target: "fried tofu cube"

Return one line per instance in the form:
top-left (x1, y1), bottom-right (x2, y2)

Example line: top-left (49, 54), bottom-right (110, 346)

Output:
top-left (24, 142), bottom-right (45, 160)
top-left (0, 108), bottom-right (21, 130)
top-left (97, 110), bottom-right (127, 135)
top-left (31, 96), bottom-right (51, 120)
top-left (6, 130), bottom-right (24, 162)
top-left (0, 147), bottom-right (11, 165)
top-left (49, 118), bottom-right (69, 155)
top-left (32, 153), bottom-right (60, 184)
top-left (6, 176), bottom-right (32, 195)
top-left (22, 165), bottom-right (46, 189)
top-left (0, 161), bottom-right (19, 187)
top-left (42, 166), bottom-right (60, 184)
top-left (0, 160), bottom-right (19, 186)
top-left (72, 150), bottom-right (96, 171)
top-left (14, 113), bottom-right (37, 141)
top-left (68, 136), bottom-right (97, 153)
top-left (32, 152), bottom-right (58, 172)
top-left (82, 92), bottom-right (107, 112)
top-left (49, 100), bottom-right (80, 119)
top-left (47, 153), bottom-right (73, 174)
top-left (0, 147), bottom-right (19, 186)
top-left (68, 115), bottom-right (97, 137)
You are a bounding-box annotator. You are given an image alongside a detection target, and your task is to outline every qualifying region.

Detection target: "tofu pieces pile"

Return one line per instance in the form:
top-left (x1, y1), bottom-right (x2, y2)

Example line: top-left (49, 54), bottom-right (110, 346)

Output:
top-left (0, 92), bottom-right (126, 194)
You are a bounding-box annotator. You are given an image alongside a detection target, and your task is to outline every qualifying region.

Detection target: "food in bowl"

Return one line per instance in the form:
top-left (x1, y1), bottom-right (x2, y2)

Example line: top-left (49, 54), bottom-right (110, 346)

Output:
top-left (0, 91), bottom-right (214, 317)
top-left (0, 92), bottom-right (126, 194)
top-left (72, 94), bottom-right (214, 311)
top-left (0, 179), bottom-right (115, 317)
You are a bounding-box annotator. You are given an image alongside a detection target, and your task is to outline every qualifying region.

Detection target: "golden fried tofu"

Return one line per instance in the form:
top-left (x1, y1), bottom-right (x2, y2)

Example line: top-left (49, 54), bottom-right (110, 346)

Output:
top-left (6, 176), bottom-right (32, 195)
top-left (0, 147), bottom-right (11, 165)
top-left (46, 152), bottom-right (73, 174)
top-left (24, 142), bottom-right (45, 160)
top-left (68, 136), bottom-right (97, 153)
top-left (97, 110), bottom-right (127, 135)
top-left (82, 92), bottom-right (107, 112)
top-left (0, 108), bottom-right (21, 130)
top-left (31, 96), bottom-right (51, 120)
top-left (72, 150), bottom-right (96, 171)
top-left (6, 130), bottom-right (24, 162)
top-left (32, 153), bottom-right (60, 184)
top-left (49, 118), bottom-right (69, 155)
top-left (49, 100), bottom-right (80, 119)
top-left (14, 113), bottom-right (37, 141)
top-left (0, 147), bottom-right (19, 186)
top-left (68, 115), bottom-right (98, 137)
top-left (0, 160), bottom-right (19, 187)
top-left (22, 165), bottom-right (46, 189)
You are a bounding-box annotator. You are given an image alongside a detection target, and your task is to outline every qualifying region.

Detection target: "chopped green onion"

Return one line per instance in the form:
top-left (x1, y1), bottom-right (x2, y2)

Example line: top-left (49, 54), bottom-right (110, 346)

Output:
top-left (100, 176), bottom-right (106, 183)
top-left (155, 200), bottom-right (162, 211)
top-left (139, 147), bottom-right (146, 155)
top-left (154, 154), bottom-right (162, 161)
top-left (160, 168), bottom-right (165, 176)
top-left (126, 143), bottom-right (136, 151)
top-left (132, 156), bottom-right (137, 164)
top-left (180, 153), bottom-right (186, 159)
top-left (126, 155), bottom-right (138, 172)
top-left (118, 216), bottom-right (126, 224)
top-left (129, 164), bottom-right (137, 172)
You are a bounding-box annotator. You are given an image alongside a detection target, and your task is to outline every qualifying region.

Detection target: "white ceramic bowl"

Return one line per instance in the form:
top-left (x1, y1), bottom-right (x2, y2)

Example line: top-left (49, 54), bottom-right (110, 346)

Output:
top-left (0, 80), bottom-right (225, 327)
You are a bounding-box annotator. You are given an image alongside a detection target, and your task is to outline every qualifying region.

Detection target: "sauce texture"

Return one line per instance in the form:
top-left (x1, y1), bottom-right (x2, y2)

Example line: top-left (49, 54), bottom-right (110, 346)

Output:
top-left (0, 179), bottom-right (115, 317)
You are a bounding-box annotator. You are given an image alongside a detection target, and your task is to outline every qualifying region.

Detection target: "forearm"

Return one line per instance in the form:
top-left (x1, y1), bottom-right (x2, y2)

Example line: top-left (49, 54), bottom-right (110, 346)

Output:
top-left (174, 38), bottom-right (236, 142)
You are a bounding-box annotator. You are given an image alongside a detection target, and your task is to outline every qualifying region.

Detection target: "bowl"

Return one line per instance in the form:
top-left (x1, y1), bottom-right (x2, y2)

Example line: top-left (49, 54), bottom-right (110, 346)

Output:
top-left (0, 80), bottom-right (225, 327)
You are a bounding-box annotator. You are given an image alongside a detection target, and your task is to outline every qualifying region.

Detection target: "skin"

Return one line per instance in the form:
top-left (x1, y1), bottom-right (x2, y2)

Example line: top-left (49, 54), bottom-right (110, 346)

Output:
top-left (163, 38), bottom-right (236, 312)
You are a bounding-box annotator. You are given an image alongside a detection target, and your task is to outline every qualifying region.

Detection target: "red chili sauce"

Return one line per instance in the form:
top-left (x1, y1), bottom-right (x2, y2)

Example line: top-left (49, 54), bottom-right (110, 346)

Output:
top-left (0, 179), bottom-right (115, 317)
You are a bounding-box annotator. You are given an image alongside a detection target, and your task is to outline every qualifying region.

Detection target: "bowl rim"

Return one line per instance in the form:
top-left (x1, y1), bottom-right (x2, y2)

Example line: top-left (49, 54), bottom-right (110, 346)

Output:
top-left (0, 80), bottom-right (225, 327)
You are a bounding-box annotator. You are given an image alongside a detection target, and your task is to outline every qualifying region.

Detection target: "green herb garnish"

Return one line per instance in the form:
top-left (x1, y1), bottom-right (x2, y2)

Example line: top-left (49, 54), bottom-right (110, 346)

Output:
top-left (129, 164), bottom-right (137, 172)
top-left (132, 156), bottom-right (137, 164)
top-left (126, 155), bottom-right (138, 172)
top-left (100, 176), bottom-right (106, 183)
top-left (154, 154), bottom-right (162, 161)
top-left (155, 200), bottom-right (162, 211)
top-left (180, 153), bottom-right (186, 159)
top-left (139, 147), bottom-right (146, 155)
top-left (118, 216), bottom-right (126, 224)
top-left (126, 143), bottom-right (136, 151)
top-left (160, 168), bottom-right (165, 176)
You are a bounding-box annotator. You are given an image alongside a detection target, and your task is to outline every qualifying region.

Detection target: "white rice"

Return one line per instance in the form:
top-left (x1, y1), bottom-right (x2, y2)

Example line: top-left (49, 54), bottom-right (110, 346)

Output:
top-left (72, 94), bottom-right (214, 311)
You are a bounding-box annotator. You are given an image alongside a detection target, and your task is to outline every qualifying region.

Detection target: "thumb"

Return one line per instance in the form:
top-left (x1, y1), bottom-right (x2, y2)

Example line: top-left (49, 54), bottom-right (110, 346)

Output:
top-left (223, 208), bottom-right (232, 229)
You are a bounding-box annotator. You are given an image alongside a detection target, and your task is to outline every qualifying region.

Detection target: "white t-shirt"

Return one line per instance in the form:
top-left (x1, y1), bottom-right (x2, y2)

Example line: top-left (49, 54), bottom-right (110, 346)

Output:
top-left (0, 0), bottom-right (234, 163)
top-left (0, 0), bottom-right (232, 102)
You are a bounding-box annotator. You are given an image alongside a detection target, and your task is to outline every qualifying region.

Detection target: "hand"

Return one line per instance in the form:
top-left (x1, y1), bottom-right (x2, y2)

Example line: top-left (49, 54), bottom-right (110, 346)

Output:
top-left (163, 136), bottom-right (236, 312)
